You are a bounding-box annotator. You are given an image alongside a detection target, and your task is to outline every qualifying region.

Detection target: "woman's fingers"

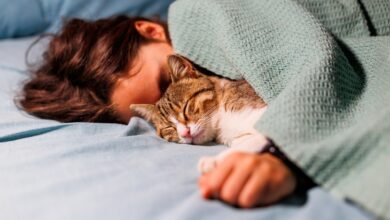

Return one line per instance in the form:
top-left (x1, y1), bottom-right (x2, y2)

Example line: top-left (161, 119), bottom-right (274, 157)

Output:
top-left (237, 154), bottom-right (297, 207)
top-left (237, 163), bottom-right (270, 208)
top-left (219, 159), bottom-right (254, 205)
top-left (198, 154), bottom-right (236, 198)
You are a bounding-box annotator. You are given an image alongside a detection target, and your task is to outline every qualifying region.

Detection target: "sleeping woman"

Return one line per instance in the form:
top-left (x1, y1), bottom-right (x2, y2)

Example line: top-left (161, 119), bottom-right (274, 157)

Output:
top-left (19, 0), bottom-right (390, 218)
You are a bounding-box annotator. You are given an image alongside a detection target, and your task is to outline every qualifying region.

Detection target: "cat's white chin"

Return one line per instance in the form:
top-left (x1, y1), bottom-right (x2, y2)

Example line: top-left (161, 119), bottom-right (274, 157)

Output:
top-left (190, 130), bottom-right (204, 144)
top-left (178, 138), bottom-right (192, 144)
top-left (178, 136), bottom-right (205, 145)
top-left (178, 135), bottom-right (210, 145)
top-left (192, 130), bottom-right (215, 145)
top-left (177, 127), bottom-right (215, 145)
top-left (191, 138), bottom-right (204, 145)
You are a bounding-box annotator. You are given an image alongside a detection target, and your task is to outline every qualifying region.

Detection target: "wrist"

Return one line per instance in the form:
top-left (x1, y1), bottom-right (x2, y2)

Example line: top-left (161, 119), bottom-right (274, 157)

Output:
top-left (260, 139), bottom-right (316, 192)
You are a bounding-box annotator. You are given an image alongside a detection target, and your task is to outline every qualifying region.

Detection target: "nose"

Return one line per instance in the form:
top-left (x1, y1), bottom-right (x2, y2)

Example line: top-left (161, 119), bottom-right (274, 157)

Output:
top-left (180, 127), bottom-right (192, 138)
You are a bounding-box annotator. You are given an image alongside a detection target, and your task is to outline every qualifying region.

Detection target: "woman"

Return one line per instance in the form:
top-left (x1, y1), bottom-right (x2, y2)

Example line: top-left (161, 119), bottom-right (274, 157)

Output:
top-left (19, 16), bottom-right (303, 208)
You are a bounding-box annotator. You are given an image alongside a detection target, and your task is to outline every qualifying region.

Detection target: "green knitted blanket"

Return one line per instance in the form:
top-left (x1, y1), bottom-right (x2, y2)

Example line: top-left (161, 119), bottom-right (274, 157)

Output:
top-left (168, 0), bottom-right (390, 219)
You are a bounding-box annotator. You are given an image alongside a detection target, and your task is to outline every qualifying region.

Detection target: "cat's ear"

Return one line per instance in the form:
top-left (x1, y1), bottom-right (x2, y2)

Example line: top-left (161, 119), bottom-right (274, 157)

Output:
top-left (168, 54), bottom-right (201, 82)
top-left (129, 104), bottom-right (159, 124)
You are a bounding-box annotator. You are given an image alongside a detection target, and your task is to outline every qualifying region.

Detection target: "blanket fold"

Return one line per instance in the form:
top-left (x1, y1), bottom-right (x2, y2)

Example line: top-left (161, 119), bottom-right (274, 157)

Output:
top-left (168, 0), bottom-right (390, 219)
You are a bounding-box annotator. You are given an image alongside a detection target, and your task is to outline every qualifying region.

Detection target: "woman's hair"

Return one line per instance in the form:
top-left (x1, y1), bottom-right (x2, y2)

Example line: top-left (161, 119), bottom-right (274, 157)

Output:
top-left (17, 16), bottom-right (168, 123)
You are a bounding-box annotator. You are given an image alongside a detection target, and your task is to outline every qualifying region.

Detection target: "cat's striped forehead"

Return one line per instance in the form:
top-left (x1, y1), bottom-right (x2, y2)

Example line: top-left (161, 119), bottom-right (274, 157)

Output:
top-left (156, 77), bottom-right (217, 123)
top-left (168, 77), bottom-right (213, 99)
top-left (158, 77), bottom-right (212, 106)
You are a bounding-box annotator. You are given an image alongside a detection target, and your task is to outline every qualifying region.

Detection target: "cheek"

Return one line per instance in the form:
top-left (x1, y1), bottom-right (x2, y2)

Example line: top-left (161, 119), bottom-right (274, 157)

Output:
top-left (144, 85), bottom-right (162, 103)
top-left (140, 70), bottom-right (164, 104)
top-left (135, 73), bottom-right (162, 104)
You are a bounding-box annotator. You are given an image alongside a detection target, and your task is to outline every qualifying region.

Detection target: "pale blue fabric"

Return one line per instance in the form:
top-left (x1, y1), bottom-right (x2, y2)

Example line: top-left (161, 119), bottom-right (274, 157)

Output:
top-left (0, 38), bottom-right (375, 220)
top-left (0, 0), bottom-right (174, 39)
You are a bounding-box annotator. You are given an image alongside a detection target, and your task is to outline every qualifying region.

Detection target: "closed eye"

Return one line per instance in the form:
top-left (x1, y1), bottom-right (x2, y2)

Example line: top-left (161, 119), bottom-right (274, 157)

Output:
top-left (158, 125), bottom-right (179, 140)
top-left (161, 126), bottom-right (175, 131)
top-left (159, 125), bottom-right (175, 134)
top-left (183, 88), bottom-right (213, 118)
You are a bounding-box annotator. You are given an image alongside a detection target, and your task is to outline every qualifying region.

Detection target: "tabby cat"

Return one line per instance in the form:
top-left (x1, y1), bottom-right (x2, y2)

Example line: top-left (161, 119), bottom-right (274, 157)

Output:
top-left (130, 55), bottom-right (269, 173)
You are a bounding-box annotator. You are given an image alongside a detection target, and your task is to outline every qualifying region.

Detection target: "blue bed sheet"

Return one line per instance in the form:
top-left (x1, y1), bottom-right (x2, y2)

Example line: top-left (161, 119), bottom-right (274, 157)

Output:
top-left (0, 37), bottom-right (375, 220)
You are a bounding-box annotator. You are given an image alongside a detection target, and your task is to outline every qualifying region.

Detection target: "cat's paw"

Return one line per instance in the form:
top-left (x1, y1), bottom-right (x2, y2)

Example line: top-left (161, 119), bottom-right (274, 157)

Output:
top-left (198, 156), bottom-right (217, 174)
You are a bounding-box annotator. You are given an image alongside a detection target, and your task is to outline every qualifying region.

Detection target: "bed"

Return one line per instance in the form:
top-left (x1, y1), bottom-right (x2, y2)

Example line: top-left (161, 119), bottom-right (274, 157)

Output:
top-left (0, 1), bottom-right (376, 220)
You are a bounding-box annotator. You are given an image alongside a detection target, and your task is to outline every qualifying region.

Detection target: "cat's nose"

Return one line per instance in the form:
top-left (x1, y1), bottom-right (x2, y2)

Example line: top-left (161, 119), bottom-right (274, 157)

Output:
top-left (180, 127), bottom-right (192, 138)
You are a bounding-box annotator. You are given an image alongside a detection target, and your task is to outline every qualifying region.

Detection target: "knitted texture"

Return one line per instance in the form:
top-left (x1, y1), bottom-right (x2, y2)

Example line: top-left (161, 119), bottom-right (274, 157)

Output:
top-left (168, 0), bottom-right (390, 219)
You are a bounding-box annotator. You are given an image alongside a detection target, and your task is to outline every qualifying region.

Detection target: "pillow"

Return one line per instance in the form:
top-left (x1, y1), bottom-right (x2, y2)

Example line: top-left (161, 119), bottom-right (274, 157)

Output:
top-left (0, 0), bottom-right (174, 39)
top-left (0, 0), bottom-right (48, 39)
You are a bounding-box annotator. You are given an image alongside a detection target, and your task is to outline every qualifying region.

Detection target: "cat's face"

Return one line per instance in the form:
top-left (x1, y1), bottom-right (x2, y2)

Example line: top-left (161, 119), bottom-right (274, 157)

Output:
top-left (130, 55), bottom-right (219, 144)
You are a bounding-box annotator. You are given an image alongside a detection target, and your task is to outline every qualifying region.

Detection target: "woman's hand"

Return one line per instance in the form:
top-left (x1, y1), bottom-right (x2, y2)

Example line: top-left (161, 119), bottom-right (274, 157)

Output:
top-left (198, 152), bottom-right (297, 208)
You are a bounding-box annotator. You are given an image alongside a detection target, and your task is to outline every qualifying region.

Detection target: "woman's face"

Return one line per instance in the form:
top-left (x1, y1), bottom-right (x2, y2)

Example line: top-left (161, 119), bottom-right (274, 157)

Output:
top-left (111, 41), bottom-right (173, 123)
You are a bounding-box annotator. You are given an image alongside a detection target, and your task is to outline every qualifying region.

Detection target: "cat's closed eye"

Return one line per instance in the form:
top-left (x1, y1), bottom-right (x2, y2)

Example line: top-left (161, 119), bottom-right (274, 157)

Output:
top-left (184, 100), bottom-right (198, 118)
top-left (158, 126), bottom-right (180, 142)
top-left (184, 91), bottom-right (215, 118)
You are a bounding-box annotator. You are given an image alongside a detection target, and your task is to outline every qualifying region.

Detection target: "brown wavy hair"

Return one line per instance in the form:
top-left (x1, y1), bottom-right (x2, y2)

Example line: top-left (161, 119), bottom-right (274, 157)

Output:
top-left (18, 16), bottom-right (168, 123)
